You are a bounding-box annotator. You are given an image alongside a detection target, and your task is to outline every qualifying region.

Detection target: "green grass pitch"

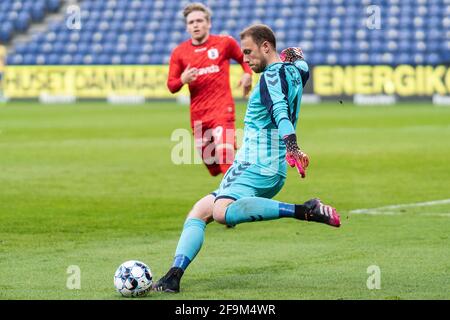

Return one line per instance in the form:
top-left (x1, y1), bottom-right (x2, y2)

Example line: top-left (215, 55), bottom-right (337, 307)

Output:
top-left (0, 101), bottom-right (449, 300)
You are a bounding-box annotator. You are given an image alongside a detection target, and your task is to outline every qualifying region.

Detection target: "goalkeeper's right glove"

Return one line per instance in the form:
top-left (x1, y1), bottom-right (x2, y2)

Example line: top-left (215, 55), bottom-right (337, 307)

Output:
top-left (280, 47), bottom-right (304, 63)
top-left (283, 134), bottom-right (309, 178)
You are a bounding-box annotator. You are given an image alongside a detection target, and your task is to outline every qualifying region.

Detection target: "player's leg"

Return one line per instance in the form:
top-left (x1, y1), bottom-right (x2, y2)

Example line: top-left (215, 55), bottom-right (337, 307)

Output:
top-left (173, 193), bottom-right (215, 271)
top-left (211, 119), bottom-right (237, 226)
top-left (193, 120), bottom-right (223, 176)
top-left (212, 119), bottom-right (236, 175)
top-left (212, 165), bottom-right (341, 227)
top-left (214, 197), bottom-right (340, 227)
top-left (153, 160), bottom-right (247, 293)
top-left (152, 194), bottom-right (215, 293)
top-left (203, 156), bottom-right (222, 177)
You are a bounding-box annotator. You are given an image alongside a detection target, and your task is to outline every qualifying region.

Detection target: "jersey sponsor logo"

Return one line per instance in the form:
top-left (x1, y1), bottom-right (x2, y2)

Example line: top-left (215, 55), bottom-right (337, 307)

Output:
top-left (197, 64), bottom-right (220, 76)
top-left (194, 47), bottom-right (207, 52)
top-left (207, 48), bottom-right (219, 60)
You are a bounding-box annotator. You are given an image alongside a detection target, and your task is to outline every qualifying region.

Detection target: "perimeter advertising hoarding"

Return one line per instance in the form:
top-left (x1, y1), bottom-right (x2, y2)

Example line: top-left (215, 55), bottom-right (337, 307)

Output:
top-left (3, 65), bottom-right (449, 99)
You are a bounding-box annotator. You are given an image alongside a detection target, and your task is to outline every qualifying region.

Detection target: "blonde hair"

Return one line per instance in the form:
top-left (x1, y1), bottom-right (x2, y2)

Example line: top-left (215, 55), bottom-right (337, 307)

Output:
top-left (183, 3), bottom-right (212, 22)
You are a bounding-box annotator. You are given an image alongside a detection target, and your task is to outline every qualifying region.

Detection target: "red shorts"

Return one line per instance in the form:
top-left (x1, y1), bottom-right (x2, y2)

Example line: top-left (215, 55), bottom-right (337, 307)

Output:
top-left (192, 118), bottom-right (236, 176)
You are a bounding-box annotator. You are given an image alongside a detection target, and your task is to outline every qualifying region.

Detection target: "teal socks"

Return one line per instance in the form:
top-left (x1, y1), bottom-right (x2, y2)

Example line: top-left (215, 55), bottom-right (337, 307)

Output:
top-left (225, 197), bottom-right (296, 226)
top-left (172, 218), bottom-right (206, 271)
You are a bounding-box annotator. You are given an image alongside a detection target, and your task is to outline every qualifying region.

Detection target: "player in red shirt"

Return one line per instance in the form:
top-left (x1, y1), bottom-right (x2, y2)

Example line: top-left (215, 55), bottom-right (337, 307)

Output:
top-left (167, 3), bottom-right (253, 176)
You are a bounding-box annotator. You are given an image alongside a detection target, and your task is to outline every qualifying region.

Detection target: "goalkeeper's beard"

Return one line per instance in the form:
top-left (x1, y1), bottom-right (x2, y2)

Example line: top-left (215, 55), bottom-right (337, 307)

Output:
top-left (252, 58), bottom-right (268, 73)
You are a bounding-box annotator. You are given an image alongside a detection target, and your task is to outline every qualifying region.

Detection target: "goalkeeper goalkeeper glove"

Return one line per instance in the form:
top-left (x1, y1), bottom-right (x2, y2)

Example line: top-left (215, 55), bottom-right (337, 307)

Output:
top-left (280, 47), bottom-right (304, 63)
top-left (283, 134), bottom-right (309, 178)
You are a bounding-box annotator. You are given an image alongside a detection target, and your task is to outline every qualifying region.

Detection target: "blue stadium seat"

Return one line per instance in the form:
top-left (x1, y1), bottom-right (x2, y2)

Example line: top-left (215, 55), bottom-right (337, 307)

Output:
top-left (15, 12), bottom-right (31, 32)
top-left (7, 53), bottom-right (23, 64)
top-left (72, 54), bottom-right (84, 65)
top-left (46, 53), bottom-right (59, 65)
top-left (356, 53), bottom-right (370, 64)
top-left (25, 41), bottom-right (39, 54)
top-left (31, 2), bottom-right (46, 22)
top-left (47, 0), bottom-right (61, 13)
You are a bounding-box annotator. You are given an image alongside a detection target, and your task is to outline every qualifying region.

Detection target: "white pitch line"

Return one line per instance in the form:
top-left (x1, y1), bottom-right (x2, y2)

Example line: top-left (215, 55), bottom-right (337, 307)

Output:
top-left (350, 199), bottom-right (450, 215)
top-left (352, 211), bottom-right (450, 217)
top-left (429, 213), bottom-right (450, 217)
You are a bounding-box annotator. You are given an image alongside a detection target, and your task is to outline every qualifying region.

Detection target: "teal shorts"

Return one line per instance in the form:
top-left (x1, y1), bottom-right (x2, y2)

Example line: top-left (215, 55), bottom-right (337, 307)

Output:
top-left (212, 161), bottom-right (286, 201)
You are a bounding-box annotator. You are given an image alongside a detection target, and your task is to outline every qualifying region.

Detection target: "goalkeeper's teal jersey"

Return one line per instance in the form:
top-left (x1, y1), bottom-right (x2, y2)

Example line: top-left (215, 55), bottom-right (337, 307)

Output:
top-left (235, 60), bottom-right (309, 177)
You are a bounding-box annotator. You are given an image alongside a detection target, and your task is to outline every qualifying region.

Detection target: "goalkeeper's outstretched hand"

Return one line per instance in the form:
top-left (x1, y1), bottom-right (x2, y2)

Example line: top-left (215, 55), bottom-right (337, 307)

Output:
top-left (283, 134), bottom-right (309, 178)
top-left (280, 47), bottom-right (304, 63)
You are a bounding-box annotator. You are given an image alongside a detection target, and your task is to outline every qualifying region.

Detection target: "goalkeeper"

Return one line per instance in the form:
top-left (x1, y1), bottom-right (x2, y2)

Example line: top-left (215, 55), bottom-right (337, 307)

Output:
top-left (153, 24), bottom-right (341, 293)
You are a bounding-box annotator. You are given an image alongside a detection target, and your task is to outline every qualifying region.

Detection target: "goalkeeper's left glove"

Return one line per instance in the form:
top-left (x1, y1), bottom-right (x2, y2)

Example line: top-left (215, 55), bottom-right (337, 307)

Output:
top-left (280, 47), bottom-right (304, 63)
top-left (283, 134), bottom-right (309, 178)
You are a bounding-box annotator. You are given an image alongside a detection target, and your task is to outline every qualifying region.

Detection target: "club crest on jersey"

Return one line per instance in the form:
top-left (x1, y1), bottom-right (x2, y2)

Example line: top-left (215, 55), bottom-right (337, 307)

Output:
top-left (207, 48), bottom-right (219, 60)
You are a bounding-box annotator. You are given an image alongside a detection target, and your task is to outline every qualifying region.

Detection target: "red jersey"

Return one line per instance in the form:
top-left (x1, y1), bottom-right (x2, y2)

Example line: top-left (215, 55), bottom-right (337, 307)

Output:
top-left (167, 34), bottom-right (252, 125)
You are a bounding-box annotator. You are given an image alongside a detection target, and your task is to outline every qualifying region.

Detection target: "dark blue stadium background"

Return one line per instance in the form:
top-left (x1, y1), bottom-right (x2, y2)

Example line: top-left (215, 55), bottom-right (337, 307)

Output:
top-left (1, 0), bottom-right (449, 66)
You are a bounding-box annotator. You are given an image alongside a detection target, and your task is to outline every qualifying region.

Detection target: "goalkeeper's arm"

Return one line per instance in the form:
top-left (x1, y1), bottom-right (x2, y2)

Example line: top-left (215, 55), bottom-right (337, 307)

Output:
top-left (276, 46), bottom-right (310, 177)
top-left (277, 118), bottom-right (309, 178)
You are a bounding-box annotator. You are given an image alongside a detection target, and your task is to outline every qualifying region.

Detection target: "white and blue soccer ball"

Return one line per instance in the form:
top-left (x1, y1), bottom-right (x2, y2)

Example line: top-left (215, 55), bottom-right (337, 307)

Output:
top-left (114, 260), bottom-right (153, 297)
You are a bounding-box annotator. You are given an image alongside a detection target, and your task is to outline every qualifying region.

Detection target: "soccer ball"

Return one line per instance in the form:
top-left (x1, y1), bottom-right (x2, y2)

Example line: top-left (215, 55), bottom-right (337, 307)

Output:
top-left (114, 260), bottom-right (153, 297)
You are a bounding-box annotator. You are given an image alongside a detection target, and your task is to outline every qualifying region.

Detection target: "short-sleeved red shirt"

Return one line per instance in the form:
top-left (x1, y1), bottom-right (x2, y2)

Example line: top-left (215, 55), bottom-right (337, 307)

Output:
top-left (167, 35), bottom-right (252, 125)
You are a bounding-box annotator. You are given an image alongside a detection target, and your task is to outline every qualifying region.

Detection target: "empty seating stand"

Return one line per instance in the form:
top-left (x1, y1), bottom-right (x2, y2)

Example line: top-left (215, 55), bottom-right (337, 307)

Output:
top-left (2, 0), bottom-right (449, 65)
top-left (0, 0), bottom-right (61, 43)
